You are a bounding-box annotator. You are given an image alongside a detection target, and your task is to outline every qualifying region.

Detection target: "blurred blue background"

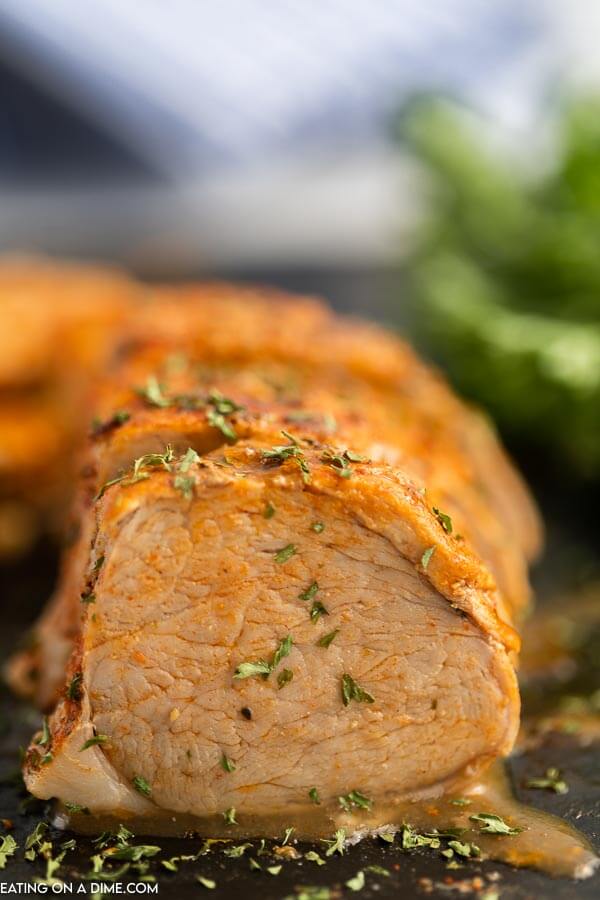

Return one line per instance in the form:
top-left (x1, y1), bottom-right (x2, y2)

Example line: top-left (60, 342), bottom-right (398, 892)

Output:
top-left (0, 0), bottom-right (595, 271)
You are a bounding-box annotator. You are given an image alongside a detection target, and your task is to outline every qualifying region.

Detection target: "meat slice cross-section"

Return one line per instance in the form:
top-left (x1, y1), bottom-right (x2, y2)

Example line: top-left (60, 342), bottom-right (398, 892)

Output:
top-left (25, 441), bottom-right (519, 833)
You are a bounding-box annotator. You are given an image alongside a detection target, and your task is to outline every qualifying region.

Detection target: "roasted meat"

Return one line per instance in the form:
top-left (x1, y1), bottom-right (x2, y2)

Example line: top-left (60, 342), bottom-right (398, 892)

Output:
top-left (24, 436), bottom-right (519, 829)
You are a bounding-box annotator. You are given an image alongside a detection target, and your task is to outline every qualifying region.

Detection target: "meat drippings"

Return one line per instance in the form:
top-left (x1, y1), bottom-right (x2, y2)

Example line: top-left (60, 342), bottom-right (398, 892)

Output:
top-left (56, 761), bottom-right (598, 879)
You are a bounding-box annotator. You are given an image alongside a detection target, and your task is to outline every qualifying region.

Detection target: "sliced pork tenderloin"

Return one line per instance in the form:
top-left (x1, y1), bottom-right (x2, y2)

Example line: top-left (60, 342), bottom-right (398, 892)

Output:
top-left (25, 441), bottom-right (519, 831)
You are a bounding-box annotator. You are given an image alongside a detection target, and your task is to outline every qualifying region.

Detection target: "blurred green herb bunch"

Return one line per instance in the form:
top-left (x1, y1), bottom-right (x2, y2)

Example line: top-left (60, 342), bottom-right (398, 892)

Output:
top-left (400, 95), bottom-right (600, 477)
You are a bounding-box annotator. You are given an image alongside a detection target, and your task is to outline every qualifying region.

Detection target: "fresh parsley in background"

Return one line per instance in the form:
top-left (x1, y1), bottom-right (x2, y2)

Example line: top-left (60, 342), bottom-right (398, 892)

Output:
top-left (399, 94), bottom-right (600, 478)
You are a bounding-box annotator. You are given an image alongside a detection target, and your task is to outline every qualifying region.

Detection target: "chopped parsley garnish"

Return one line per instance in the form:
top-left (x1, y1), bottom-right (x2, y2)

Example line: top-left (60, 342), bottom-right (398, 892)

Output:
top-left (132, 775), bottom-right (152, 797)
top-left (432, 507), bottom-right (453, 534)
top-left (305, 850), bottom-right (326, 865)
top-left (346, 870), bottom-right (365, 892)
top-left (446, 839), bottom-right (480, 858)
top-left (174, 475), bottom-right (195, 499)
top-left (223, 843), bottom-right (252, 858)
top-left (317, 629), bottom-right (339, 648)
top-left (67, 672), bottom-right (83, 701)
top-left (526, 767), bottom-right (568, 794)
top-left (197, 876), bottom-right (216, 889)
top-left (274, 543), bottom-right (297, 563)
top-left (91, 409), bottom-right (131, 437)
top-left (469, 812), bottom-right (522, 834)
top-left (110, 844), bottom-right (161, 862)
top-left (207, 408), bottom-right (236, 442)
top-left (323, 828), bottom-right (346, 856)
top-left (234, 636), bottom-right (293, 680)
top-left (36, 717), bottom-right (51, 748)
top-left (450, 797), bottom-right (472, 806)
top-left (0, 835), bottom-right (18, 870)
top-left (64, 801), bottom-right (90, 814)
top-left (92, 554), bottom-right (105, 573)
top-left (321, 448), bottom-right (368, 478)
top-left (311, 521), bottom-right (325, 533)
top-left (264, 500), bottom-right (276, 518)
top-left (80, 589), bottom-right (96, 604)
top-left (174, 448), bottom-right (200, 498)
top-left (220, 753), bottom-right (236, 773)
top-left (310, 601), bottom-right (328, 623)
top-left (400, 824), bottom-right (441, 849)
top-left (282, 826), bottom-right (295, 845)
top-left (223, 807), bottom-right (237, 826)
top-left (262, 432), bottom-right (311, 483)
top-left (271, 634), bottom-right (293, 668)
top-left (267, 864), bottom-right (282, 875)
top-left (233, 660), bottom-right (272, 680)
top-left (339, 790), bottom-right (372, 812)
top-left (309, 787), bottom-right (321, 804)
top-left (277, 668), bottom-right (293, 689)
top-left (341, 674), bottom-right (375, 706)
top-left (421, 546), bottom-right (436, 569)
top-left (137, 375), bottom-right (170, 408)
top-left (80, 734), bottom-right (108, 751)
top-left (96, 445), bottom-right (175, 499)
top-left (299, 580), bottom-right (319, 602)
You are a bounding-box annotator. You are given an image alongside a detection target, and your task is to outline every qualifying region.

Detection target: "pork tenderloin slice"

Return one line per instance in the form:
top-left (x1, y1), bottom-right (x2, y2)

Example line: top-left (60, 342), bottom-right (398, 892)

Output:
top-left (25, 447), bottom-right (519, 826)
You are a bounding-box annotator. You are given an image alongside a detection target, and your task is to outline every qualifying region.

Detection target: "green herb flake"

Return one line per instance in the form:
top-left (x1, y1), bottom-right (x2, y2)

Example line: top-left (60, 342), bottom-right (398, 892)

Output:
top-left (137, 375), bottom-right (170, 408)
top-left (207, 408), bottom-right (237, 442)
top-left (379, 832), bottom-right (395, 844)
top-left (341, 673), bottom-right (375, 707)
top-left (262, 432), bottom-right (311, 483)
top-left (323, 827), bottom-right (346, 857)
top-left (365, 865), bottom-right (390, 877)
top-left (234, 635), bottom-right (292, 680)
top-left (304, 850), bottom-right (326, 865)
top-left (432, 506), bottom-right (453, 534)
top-left (264, 500), bottom-right (276, 519)
top-left (421, 546), bottom-right (436, 569)
top-left (233, 660), bottom-right (272, 680)
top-left (338, 790), bottom-right (372, 812)
top-left (220, 753), bottom-right (236, 773)
top-left (66, 673), bottom-right (83, 701)
top-left (271, 634), bottom-right (293, 669)
top-left (80, 589), bottom-right (96, 605)
top-left (36, 717), bottom-right (51, 748)
top-left (400, 824), bottom-right (441, 850)
top-left (274, 543), bottom-right (297, 563)
top-left (346, 870), bottom-right (365, 892)
top-left (525, 767), bottom-right (569, 794)
top-left (223, 843), bottom-right (252, 858)
top-left (173, 474), bottom-right (195, 499)
top-left (267, 864), bottom-right (282, 875)
top-left (223, 807), bottom-right (237, 826)
top-left (469, 812), bottom-right (523, 835)
top-left (110, 844), bottom-right (161, 862)
top-left (311, 521), bottom-right (325, 533)
top-left (277, 668), bottom-right (294, 689)
top-left (310, 601), bottom-right (329, 623)
top-left (309, 787), bottom-right (321, 804)
top-left (450, 797), bottom-right (472, 806)
top-left (317, 629), bottom-right (339, 648)
top-left (64, 801), bottom-right (90, 815)
top-left (248, 857), bottom-right (261, 871)
top-left (92, 555), bottom-right (105, 573)
top-left (0, 835), bottom-right (18, 870)
top-left (197, 876), bottom-right (216, 889)
top-left (132, 775), bottom-right (152, 797)
top-left (299, 580), bottom-right (319, 602)
top-left (80, 734), bottom-right (109, 751)
top-left (447, 839), bottom-right (480, 858)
